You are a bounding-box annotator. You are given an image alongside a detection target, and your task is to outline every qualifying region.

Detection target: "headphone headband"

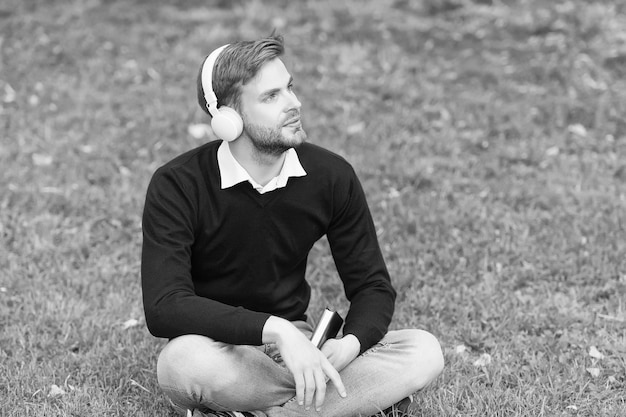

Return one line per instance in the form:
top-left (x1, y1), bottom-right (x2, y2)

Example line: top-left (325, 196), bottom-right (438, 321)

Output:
top-left (201, 44), bottom-right (229, 117)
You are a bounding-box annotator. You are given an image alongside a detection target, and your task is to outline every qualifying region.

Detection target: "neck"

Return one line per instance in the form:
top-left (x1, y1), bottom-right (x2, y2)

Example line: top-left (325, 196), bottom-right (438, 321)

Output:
top-left (229, 139), bottom-right (286, 186)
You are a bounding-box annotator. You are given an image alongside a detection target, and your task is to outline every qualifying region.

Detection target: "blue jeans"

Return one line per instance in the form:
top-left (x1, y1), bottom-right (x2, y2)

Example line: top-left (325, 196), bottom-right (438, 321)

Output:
top-left (156, 322), bottom-right (444, 417)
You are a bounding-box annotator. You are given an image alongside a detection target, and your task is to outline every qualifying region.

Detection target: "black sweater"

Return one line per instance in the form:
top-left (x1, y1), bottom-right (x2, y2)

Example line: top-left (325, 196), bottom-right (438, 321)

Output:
top-left (141, 140), bottom-right (396, 353)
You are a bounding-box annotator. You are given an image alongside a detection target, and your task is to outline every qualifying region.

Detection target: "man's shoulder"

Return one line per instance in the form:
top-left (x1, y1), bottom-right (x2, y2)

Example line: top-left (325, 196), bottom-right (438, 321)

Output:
top-left (147, 140), bottom-right (220, 196)
top-left (156, 140), bottom-right (220, 174)
top-left (297, 142), bottom-right (354, 175)
top-left (154, 140), bottom-right (221, 177)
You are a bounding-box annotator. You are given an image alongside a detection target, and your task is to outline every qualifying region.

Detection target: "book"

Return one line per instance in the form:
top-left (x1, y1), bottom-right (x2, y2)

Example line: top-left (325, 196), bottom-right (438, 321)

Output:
top-left (310, 308), bottom-right (344, 348)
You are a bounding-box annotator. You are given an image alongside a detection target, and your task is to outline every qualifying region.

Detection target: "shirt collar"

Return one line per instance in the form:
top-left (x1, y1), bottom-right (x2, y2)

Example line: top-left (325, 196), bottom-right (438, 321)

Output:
top-left (217, 140), bottom-right (307, 194)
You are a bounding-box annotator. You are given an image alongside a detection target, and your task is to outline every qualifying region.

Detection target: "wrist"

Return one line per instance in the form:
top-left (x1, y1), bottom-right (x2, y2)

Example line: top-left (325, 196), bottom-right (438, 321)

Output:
top-left (262, 316), bottom-right (293, 344)
top-left (342, 334), bottom-right (361, 358)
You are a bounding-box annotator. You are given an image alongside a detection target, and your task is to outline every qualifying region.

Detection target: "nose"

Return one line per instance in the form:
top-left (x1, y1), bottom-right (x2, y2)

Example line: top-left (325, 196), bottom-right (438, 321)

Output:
top-left (287, 90), bottom-right (301, 111)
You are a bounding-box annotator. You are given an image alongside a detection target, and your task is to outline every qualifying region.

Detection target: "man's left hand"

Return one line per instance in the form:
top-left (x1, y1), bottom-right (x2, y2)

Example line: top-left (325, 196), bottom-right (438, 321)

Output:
top-left (321, 334), bottom-right (361, 372)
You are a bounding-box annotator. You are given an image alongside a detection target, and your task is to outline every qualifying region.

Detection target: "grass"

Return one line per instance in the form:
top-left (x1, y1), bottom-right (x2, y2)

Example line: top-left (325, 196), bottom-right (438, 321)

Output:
top-left (1, 0), bottom-right (625, 415)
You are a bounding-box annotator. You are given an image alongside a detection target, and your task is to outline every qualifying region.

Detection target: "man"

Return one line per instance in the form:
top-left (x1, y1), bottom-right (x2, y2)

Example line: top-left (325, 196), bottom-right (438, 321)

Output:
top-left (141, 34), bottom-right (444, 417)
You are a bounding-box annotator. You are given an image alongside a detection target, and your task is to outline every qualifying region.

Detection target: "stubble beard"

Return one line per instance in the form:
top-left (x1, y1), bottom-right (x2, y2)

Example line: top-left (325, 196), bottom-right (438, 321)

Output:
top-left (243, 121), bottom-right (308, 157)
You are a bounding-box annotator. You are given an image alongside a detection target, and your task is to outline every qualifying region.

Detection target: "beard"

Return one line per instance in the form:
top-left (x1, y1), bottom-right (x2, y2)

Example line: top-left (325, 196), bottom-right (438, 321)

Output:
top-left (243, 115), bottom-right (308, 157)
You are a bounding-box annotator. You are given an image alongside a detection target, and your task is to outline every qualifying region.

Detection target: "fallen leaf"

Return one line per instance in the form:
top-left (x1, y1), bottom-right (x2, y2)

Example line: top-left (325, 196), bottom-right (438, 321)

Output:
top-left (568, 124), bottom-right (587, 137)
top-left (119, 166), bottom-right (131, 177)
top-left (586, 367), bottom-right (600, 378)
top-left (188, 124), bottom-right (211, 139)
top-left (146, 67), bottom-right (161, 80)
top-left (32, 153), bottom-right (53, 166)
top-left (473, 353), bottom-right (492, 367)
top-left (387, 187), bottom-right (401, 199)
top-left (346, 122), bottom-right (365, 135)
top-left (40, 186), bottom-right (63, 194)
top-left (48, 384), bottom-right (66, 397)
top-left (122, 318), bottom-right (140, 330)
top-left (455, 344), bottom-right (468, 354)
top-left (545, 146), bottom-right (560, 156)
top-left (588, 346), bottom-right (604, 360)
top-left (2, 82), bottom-right (16, 103)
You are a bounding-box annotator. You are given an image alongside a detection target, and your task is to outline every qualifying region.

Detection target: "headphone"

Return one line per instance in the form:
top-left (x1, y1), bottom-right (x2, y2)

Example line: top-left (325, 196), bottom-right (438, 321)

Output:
top-left (200, 44), bottom-right (244, 142)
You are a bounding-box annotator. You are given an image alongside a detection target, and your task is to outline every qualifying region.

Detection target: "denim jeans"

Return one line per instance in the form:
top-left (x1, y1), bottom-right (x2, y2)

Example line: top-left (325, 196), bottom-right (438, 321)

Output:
top-left (156, 322), bottom-right (444, 417)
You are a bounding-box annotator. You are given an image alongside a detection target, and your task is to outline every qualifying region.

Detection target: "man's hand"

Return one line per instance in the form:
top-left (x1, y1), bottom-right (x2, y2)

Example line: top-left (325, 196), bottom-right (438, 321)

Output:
top-left (321, 334), bottom-right (361, 372)
top-left (263, 316), bottom-right (347, 411)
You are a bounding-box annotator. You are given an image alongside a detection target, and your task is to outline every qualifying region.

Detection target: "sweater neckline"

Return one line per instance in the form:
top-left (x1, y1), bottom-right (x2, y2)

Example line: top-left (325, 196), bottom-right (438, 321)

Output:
top-left (235, 180), bottom-right (290, 208)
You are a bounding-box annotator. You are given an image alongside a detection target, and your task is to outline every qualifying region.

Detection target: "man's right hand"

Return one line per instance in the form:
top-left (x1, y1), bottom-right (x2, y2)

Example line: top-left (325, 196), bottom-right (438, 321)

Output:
top-left (262, 316), bottom-right (347, 411)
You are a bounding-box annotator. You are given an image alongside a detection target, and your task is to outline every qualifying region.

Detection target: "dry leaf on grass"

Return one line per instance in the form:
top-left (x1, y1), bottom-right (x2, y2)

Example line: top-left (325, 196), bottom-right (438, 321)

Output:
top-left (2, 82), bottom-right (16, 103)
top-left (122, 318), bottom-right (140, 330)
top-left (48, 384), bottom-right (66, 397)
top-left (568, 124), bottom-right (588, 137)
top-left (188, 124), bottom-right (211, 139)
top-left (588, 346), bottom-right (604, 360)
top-left (32, 153), bottom-right (53, 166)
top-left (545, 146), bottom-right (560, 156)
top-left (473, 353), bottom-right (492, 367)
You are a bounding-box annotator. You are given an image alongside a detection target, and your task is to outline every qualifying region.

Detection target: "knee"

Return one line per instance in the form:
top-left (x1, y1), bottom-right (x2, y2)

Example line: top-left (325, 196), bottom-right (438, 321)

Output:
top-left (157, 334), bottom-right (215, 376)
top-left (157, 335), bottom-right (236, 394)
top-left (400, 329), bottom-right (445, 389)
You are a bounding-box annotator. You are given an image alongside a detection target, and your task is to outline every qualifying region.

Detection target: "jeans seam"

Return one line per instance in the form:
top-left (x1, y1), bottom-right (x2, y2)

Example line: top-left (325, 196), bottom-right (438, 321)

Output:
top-left (161, 383), bottom-right (231, 412)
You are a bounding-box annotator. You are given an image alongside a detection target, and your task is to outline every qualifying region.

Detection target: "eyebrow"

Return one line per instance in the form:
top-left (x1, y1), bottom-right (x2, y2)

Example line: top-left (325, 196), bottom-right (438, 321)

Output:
top-left (259, 75), bottom-right (293, 100)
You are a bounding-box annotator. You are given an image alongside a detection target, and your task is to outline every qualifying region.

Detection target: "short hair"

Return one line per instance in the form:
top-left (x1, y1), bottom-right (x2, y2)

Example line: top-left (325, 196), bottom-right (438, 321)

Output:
top-left (197, 34), bottom-right (285, 116)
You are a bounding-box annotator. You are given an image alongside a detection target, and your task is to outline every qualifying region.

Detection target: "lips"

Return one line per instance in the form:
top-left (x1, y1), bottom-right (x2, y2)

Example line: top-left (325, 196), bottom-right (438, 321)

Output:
top-left (283, 117), bottom-right (301, 127)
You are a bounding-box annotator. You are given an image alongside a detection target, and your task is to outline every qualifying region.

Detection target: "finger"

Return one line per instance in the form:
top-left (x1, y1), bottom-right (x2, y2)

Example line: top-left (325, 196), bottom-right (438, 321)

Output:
top-left (294, 372), bottom-right (305, 407)
top-left (322, 359), bottom-right (347, 398)
top-left (321, 349), bottom-right (334, 367)
top-left (304, 369), bottom-right (315, 409)
top-left (313, 368), bottom-right (327, 411)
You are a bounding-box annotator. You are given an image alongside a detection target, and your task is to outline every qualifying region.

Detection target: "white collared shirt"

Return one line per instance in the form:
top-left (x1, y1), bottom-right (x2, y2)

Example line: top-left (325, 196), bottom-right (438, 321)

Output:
top-left (217, 141), bottom-right (307, 194)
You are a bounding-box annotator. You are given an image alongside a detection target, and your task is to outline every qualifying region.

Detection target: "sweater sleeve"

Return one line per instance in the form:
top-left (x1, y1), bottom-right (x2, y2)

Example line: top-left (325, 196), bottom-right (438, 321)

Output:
top-left (141, 167), bottom-right (270, 344)
top-left (326, 167), bottom-right (396, 353)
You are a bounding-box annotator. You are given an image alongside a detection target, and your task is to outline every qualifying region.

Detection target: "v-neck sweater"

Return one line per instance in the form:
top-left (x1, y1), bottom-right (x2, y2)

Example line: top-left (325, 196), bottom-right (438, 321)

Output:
top-left (141, 140), bottom-right (396, 352)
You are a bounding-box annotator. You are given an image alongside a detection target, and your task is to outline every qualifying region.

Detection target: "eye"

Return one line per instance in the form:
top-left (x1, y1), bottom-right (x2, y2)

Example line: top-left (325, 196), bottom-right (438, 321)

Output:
top-left (263, 93), bottom-right (277, 103)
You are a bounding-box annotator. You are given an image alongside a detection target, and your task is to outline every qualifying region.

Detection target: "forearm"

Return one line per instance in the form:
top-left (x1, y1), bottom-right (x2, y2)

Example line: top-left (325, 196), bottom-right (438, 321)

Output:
top-left (144, 289), bottom-right (271, 344)
top-left (342, 283), bottom-right (395, 352)
top-left (326, 170), bottom-right (396, 352)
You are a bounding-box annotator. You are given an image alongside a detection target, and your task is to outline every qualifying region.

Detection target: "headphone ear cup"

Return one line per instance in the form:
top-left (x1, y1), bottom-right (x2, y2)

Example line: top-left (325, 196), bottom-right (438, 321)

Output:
top-left (211, 106), bottom-right (243, 142)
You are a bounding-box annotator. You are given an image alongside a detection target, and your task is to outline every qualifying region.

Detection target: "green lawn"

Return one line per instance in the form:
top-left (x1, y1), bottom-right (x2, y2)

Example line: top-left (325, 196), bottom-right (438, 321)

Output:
top-left (1, 0), bottom-right (625, 415)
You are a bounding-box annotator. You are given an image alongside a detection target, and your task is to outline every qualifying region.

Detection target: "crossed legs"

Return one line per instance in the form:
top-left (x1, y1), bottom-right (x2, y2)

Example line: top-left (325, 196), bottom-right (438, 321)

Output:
top-left (156, 324), bottom-right (444, 417)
